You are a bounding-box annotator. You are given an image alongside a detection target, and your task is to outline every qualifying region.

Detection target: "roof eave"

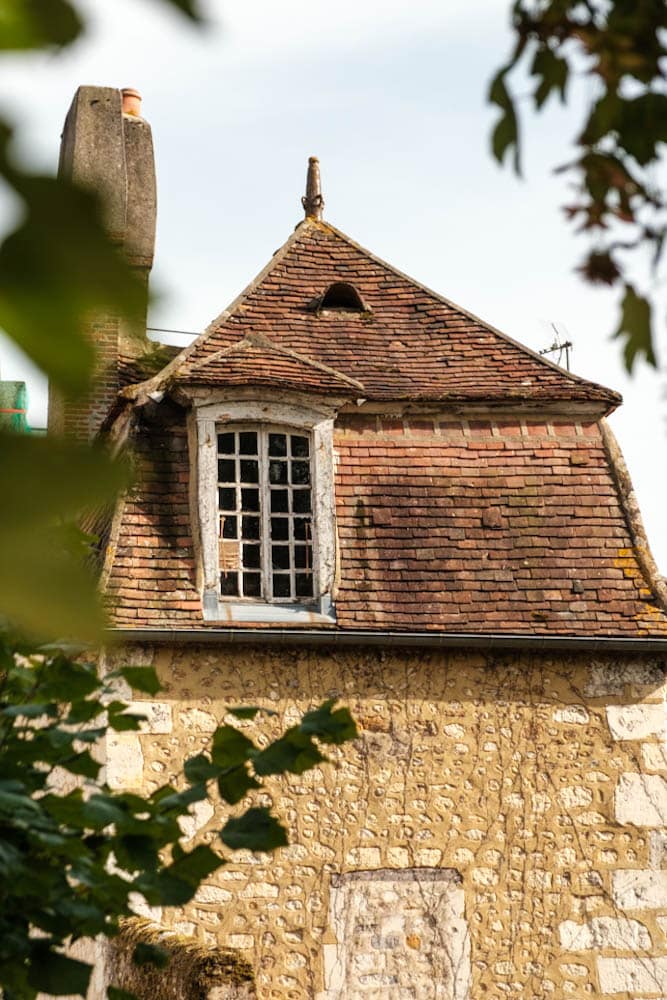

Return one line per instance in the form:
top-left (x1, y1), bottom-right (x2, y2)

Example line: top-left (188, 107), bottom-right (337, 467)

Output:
top-left (106, 627), bottom-right (667, 654)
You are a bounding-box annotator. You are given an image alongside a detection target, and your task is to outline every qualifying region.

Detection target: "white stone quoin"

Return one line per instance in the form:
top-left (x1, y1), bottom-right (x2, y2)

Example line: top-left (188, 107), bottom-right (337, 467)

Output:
top-left (559, 917), bottom-right (651, 952)
top-left (612, 870), bottom-right (667, 910)
top-left (606, 704), bottom-right (665, 741)
top-left (597, 956), bottom-right (667, 994)
top-left (615, 773), bottom-right (667, 827)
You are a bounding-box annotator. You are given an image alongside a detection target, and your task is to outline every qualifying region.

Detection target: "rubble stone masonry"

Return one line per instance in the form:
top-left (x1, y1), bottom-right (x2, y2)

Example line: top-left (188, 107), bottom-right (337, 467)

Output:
top-left (104, 644), bottom-right (667, 999)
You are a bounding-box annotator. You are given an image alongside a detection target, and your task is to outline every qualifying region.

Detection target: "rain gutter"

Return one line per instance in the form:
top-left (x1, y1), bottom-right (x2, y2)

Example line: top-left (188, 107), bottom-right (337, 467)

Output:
top-left (107, 629), bottom-right (667, 654)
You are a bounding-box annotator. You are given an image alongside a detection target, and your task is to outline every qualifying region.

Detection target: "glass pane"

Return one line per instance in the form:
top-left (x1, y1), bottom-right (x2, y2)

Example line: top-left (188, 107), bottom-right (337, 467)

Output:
top-left (291, 435), bottom-right (309, 458)
top-left (243, 544), bottom-right (261, 569)
top-left (271, 517), bottom-right (289, 540)
top-left (221, 515), bottom-right (237, 539)
top-left (269, 433), bottom-right (287, 457)
top-left (291, 461), bottom-right (310, 485)
top-left (242, 515), bottom-right (260, 540)
top-left (295, 573), bottom-right (313, 598)
top-left (218, 432), bottom-right (235, 454)
top-left (239, 431), bottom-right (257, 455)
top-left (269, 460), bottom-right (288, 484)
top-left (271, 545), bottom-right (290, 570)
top-left (218, 458), bottom-right (235, 483)
top-left (273, 575), bottom-right (291, 598)
top-left (240, 459), bottom-right (259, 483)
top-left (294, 518), bottom-right (310, 541)
top-left (243, 572), bottom-right (261, 598)
top-left (241, 488), bottom-right (260, 512)
top-left (294, 545), bottom-right (311, 569)
top-left (293, 489), bottom-right (311, 514)
top-left (270, 490), bottom-right (289, 513)
top-left (220, 572), bottom-right (238, 596)
top-left (218, 487), bottom-right (236, 511)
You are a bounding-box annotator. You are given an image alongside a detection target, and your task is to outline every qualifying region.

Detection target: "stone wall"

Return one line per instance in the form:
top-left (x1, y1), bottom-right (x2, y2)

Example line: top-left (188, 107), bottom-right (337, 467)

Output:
top-left (105, 643), bottom-right (667, 999)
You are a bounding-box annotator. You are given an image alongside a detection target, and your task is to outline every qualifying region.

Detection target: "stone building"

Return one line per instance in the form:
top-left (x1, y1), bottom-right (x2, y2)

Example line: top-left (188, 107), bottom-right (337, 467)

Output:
top-left (55, 86), bottom-right (667, 999)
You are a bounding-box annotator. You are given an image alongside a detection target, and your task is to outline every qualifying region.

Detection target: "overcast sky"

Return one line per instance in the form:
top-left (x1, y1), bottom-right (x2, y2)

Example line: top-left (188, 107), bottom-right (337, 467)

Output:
top-left (1, 0), bottom-right (665, 571)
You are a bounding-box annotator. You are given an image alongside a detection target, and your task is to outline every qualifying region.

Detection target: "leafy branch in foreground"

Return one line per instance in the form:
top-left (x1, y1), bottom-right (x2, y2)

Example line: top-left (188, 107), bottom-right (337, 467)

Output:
top-left (0, 637), bottom-right (357, 1000)
top-left (489, 0), bottom-right (667, 371)
top-left (0, 0), bottom-right (206, 646)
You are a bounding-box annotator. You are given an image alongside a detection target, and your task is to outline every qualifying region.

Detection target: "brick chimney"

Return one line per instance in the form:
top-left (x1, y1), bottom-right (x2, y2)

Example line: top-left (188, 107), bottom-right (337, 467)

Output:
top-left (48, 86), bottom-right (157, 439)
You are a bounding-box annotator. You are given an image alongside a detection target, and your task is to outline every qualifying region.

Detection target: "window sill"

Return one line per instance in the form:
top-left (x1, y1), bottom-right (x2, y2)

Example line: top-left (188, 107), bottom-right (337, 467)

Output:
top-left (202, 593), bottom-right (336, 626)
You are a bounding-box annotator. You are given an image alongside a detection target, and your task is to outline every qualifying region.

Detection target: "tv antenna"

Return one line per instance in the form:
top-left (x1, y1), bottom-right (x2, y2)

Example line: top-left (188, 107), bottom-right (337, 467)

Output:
top-left (539, 323), bottom-right (573, 371)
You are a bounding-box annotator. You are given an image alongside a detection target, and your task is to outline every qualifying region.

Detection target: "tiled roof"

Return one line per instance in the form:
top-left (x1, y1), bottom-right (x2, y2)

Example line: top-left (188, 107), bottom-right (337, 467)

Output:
top-left (177, 331), bottom-right (363, 396)
top-left (105, 407), bottom-right (667, 637)
top-left (171, 219), bottom-right (620, 408)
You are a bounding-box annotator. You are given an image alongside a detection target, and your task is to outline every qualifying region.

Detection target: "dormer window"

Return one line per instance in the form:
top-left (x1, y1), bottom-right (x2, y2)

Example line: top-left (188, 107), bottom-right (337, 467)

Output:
top-left (319, 282), bottom-right (365, 312)
top-left (194, 400), bottom-right (336, 625)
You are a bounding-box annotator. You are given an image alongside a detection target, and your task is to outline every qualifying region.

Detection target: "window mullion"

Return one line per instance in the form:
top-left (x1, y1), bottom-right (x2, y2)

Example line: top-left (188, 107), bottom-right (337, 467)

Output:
top-left (235, 434), bottom-right (242, 597)
top-left (260, 429), bottom-right (271, 601)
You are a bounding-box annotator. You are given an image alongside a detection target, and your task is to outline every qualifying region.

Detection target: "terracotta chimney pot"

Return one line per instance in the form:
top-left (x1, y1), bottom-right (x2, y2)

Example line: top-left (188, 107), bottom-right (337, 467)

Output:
top-left (121, 88), bottom-right (142, 117)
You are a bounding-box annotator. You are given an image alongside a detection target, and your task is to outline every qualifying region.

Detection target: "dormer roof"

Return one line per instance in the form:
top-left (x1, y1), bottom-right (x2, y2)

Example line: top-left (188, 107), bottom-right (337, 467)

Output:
top-left (175, 331), bottom-right (363, 397)
top-left (171, 217), bottom-right (620, 410)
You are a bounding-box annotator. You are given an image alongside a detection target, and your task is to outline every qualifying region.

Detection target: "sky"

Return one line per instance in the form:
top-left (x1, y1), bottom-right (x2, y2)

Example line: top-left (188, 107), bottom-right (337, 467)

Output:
top-left (0, 0), bottom-right (666, 571)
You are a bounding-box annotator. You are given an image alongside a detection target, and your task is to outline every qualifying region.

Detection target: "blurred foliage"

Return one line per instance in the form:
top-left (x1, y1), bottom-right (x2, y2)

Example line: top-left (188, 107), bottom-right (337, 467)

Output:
top-left (0, 0), bottom-right (205, 639)
top-left (490, 0), bottom-right (667, 372)
top-left (0, 2), bottom-right (356, 999)
top-left (0, 435), bottom-right (129, 640)
top-left (0, 642), bottom-right (356, 998)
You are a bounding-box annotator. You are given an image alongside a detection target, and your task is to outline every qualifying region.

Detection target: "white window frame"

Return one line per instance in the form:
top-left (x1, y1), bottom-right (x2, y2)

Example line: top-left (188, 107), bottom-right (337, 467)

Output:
top-left (194, 399), bottom-right (336, 624)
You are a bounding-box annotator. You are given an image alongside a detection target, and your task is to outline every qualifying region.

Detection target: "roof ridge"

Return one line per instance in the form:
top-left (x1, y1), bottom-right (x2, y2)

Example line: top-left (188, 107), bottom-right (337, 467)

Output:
top-left (315, 219), bottom-right (620, 404)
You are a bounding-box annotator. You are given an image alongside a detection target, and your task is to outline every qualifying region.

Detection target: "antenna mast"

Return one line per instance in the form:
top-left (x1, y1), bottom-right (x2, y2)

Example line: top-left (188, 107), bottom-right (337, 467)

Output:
top-left (539, 323), bottom-right (573, 371)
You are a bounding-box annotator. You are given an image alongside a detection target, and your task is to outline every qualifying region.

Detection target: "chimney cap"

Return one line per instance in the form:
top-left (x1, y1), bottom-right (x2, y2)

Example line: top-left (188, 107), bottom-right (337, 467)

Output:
top-left (302, 155), bottom-right (324, 221)
top-left (121, 88), bottom-right (142, 117)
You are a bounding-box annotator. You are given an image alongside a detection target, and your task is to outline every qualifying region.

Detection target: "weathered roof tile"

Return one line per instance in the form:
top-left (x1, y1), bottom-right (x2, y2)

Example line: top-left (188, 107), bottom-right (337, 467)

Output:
top-left (170, 219), bottom-right (619, 408)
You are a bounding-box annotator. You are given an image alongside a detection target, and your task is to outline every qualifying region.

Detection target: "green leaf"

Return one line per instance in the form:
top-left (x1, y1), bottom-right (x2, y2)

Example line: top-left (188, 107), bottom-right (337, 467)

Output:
top-left (252, 728), bottom-right (325, 776)
top-left (155, 783), bottom-right (208, 813)
top-left (227, 705), bottom-right (274, 720)
top-left (616, 92), bottom-right (667, 166)
top-left (184, 753), bottom-right (220, 784)
top-left (300, 700), bottom-right (358, 745)
top-left (217, 765), bottom-right (260, 805)
top-left (63, 750), bottom-right (101, 780)
top-left (107, 710), bottom-right (146, 733)
top-left (2, 701), bottom-right (56, 719)
top-left (28, 946), bottom-right (91, 996)
top-left (40, 657), bottom-right (100, 701)
top-left (488, 68), bottom-right (521, 175)
top-left (115, 835), bottom-right (158, 872)
top-left (0, 0), bottom-right (83, 51)
top-left (167, 844), bottom-right (223, 885)
top-left (132, 942), bottom-right (170, 969)
top-left (613, 284), bottom-right (656, 371)
top-left (81, 795), bottom-right (129, 829)
top-left (118, 667), bottom-right (161, 697)
top-left (221, 807), bottom-right (288, 852)
top-left (211, 726), bottom-right (256, 769)
top-left (108, 988), bottom-right (138, 1000)
top-left (531, 46), bottom-right (568, 109)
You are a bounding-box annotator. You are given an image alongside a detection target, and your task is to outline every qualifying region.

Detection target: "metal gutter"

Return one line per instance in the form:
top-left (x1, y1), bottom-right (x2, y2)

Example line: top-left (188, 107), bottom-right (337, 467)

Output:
top-left (107, 628), bottom-right (667, 654)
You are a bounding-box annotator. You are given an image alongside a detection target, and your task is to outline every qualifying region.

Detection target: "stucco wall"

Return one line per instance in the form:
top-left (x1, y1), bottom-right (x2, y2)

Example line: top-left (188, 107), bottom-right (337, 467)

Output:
top-left (105, 643), bottom-right (667, 999)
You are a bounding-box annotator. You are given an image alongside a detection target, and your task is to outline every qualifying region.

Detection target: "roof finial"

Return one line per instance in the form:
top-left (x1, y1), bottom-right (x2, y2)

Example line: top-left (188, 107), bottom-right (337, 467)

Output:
top-left (302, 156), bottom-right (324, 220)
